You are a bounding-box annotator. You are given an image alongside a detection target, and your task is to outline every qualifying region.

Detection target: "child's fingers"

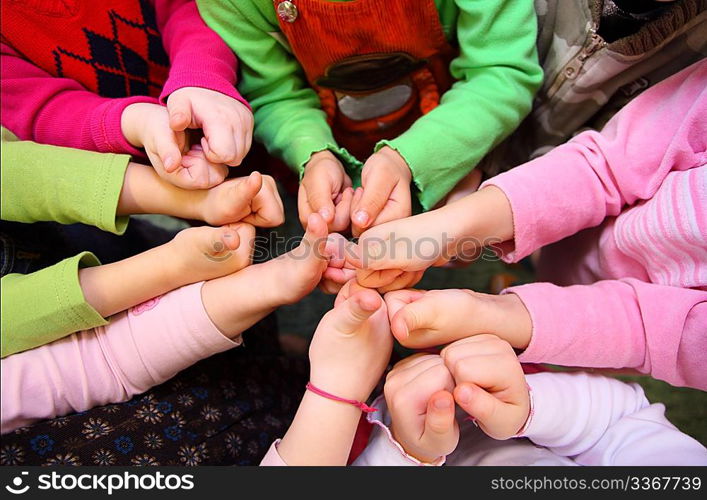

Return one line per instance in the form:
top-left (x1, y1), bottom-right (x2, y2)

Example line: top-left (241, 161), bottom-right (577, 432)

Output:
top-left (153, 132), bottom-right (184, 173)
top-left (366, 183), bottom-right (412, 230)
top-left (444, 352), bottom-right (523, 398)
top-left (453, 382), bottom-right (521, 439)
top-left (383, 289), bottom-right (427, 325)
top-left (202, 119), bottom-right (238, 166)
top-left (387, 355), bottom-right (445, 390)
top-left (298, 213), bottom-right (328, 262)
top-left (218, 225), bottom-right (241, 252)
top-left (331, 187), bottom-right (354, 232)
top-left (390, 295), bottom-right (439, 342)
top-left (318, 277), bottom-right (345, 295)
top-left (440, 335), bottom-right (516, 367)
top-left (245, 171), bottom-right (264, 197)
top-left (303, 174), bottom-right (337, 224)
top-left (377, 270), bottom-right (425, 294)
top-left (167, 94), bottom-right (194, 132)
top-left (336, 290), bottom-right (382, 335)
top-left (422, 390), bottom-right (458, 452)
top-left (352, 170), bottom-right (395, 232)
top-left (298, 184), bottom-right (314, 229)
top-left (234, 171), bottom-right (262, 205)
top-left (246, 176), bottom-right (285, 227)
top-left (322, 266), bottom-right (357, 285)
top-left (232, 126), bottom-right (246, 167)
top-left (356, 268), bottom-right (404, 289)
top-left (324, 232), bottom-right (350, 267)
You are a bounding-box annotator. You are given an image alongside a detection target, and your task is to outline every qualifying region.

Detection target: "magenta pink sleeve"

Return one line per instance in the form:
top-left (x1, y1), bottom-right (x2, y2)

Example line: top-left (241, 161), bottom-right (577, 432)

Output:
top-left (482, 60), bottom-right (707, 262)
top-left (505, 279), bottom-right (707, 390)
top-left (154, 0), bottom-right (250, 109)
top-left (0, 282), bottom-right (239, 434)
top-left (0, 42), bottom-right (155, 155)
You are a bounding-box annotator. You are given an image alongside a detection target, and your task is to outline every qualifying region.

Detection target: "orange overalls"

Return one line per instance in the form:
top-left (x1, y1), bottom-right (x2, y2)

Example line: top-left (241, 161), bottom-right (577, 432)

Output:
top-left (273, 0), bottom-right (456, 161)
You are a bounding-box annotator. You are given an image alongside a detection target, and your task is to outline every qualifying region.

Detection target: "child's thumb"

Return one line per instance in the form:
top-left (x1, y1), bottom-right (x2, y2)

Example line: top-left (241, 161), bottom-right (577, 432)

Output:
top-left (420, 390), bottom-right (458, 458)
top-left (424, 390), bottom-right (457, 437)
top-left (390, 298), bottom-right (434, 343)
top-left (337, 290), bottom-right (381, 334)
top-left (167, 94), bottom-right (193, 132)
top-left (235, 171), bottom-right (263, 203)
top-left (453, 382), bottom-right (503, 435)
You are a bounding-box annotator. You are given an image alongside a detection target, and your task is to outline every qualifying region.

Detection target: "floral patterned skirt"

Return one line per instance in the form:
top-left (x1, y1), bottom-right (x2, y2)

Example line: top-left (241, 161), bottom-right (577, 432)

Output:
top-left (0, 315), bottom-right (309, 466)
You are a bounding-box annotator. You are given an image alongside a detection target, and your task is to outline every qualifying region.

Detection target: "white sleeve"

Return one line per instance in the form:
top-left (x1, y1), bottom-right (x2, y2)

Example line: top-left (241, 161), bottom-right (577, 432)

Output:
top-left (520, 372), bottom-right (707, 465)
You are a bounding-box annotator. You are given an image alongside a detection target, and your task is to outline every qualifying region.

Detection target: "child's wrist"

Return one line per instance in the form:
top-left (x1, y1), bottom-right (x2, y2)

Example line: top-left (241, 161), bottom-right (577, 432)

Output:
top-left (307, 376), bottom-right (372, 404)
top-left (491, 293), bottom-right (532, 350)
top-left (307, 149), bottom-right (338, 167)
top-left (447, 185), bottom-right (514, 254)
top-left (120, 103), bottom-right (147, 148)
top-left (160, 239), bottom-right (194, 291)
top-left (377, 146), bottom-right (412, 178)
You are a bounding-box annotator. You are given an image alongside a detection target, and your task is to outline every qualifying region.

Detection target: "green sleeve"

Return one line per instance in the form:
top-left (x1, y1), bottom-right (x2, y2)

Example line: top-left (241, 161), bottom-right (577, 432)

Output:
top-left (1, 128), bottom-right (130, 234)
top-left (1, 252), bottom-right (108, 357)
top-left (380, 0), bottom-right (544, 210)
top-left (196, 0), bottom-right (361, 178)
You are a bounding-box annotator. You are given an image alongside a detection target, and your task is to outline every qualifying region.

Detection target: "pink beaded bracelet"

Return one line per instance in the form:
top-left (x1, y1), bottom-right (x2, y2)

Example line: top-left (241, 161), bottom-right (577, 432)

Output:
top-left (305, 382), bottom-right (378, 413)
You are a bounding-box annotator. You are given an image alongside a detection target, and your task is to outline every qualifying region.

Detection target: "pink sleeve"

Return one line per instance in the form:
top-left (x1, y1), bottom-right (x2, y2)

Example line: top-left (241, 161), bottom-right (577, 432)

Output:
top-left (483, 60), bottom-right (707, 262)
top-left (0, 282), bottom-right (239, 434)
top-left (0, 42), bottom-right (155, 155)
top-left (259, 440), bottom-right (289, 466)
top-left (506, 279), bottom-right (707, 390)
top-left (154, 0), bottom-right (250, 109)
top-left (521, 372), bottom-right (707, 465)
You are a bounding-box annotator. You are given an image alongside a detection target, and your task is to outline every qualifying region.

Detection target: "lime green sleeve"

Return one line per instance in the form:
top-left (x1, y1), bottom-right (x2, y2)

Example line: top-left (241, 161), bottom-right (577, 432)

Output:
top-left (197, 0), bottom-right (361, 177)
top-left (1, 128), bottom-right (130, 234)
top-left (1, 252), bottom-right (108, 357)
top-left (380, 0), bottom-right (544, 210)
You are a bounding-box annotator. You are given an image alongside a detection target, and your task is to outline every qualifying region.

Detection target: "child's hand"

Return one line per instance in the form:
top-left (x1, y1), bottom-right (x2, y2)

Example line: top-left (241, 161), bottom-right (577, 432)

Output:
top-left (319, 234), bottom-right (423, 294)
top-left (350, 146), bottom-right (412, 237)
top-left (299, 151), bottom-right (353, 232)
top-left (122, 104), bottom-right (228, 189)
top-left (167, 87), bottom-right (253, 167)
top-left (170, 222), bottom-right (256, 284)
top-left (178, 145), bottom-right (229, 189)
top-left (309, 280), bottom-right (393, 403)
top-left (384, 289), bottom-right (532, 350)
top-left (351, 212), bottom-right (453, 274)
top-left (441, 335), bottom-right (530, 440)
top-left (122, 102), bottom-right (187, 182)
top-left (384, 354), bottom-right (459, 463)
top-left (199, 171), bottom-right (285, 227)
top-left (320, 233), bottom-right (358, 294)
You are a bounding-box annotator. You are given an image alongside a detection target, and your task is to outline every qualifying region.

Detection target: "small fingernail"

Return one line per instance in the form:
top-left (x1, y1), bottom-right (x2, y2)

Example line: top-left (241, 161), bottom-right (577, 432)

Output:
top-left (354, 211), bottom-right (369, 226)
top-left (399, 322), bottom-right (409, 339)
top-left (457, 387), bottom-right (471, 404)
top-left (163, 156), bottom-right (174, 169)
top-left (319, 208), bottom-right (332, 220)
top-left (434, 397), bottom-right (452, 410)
